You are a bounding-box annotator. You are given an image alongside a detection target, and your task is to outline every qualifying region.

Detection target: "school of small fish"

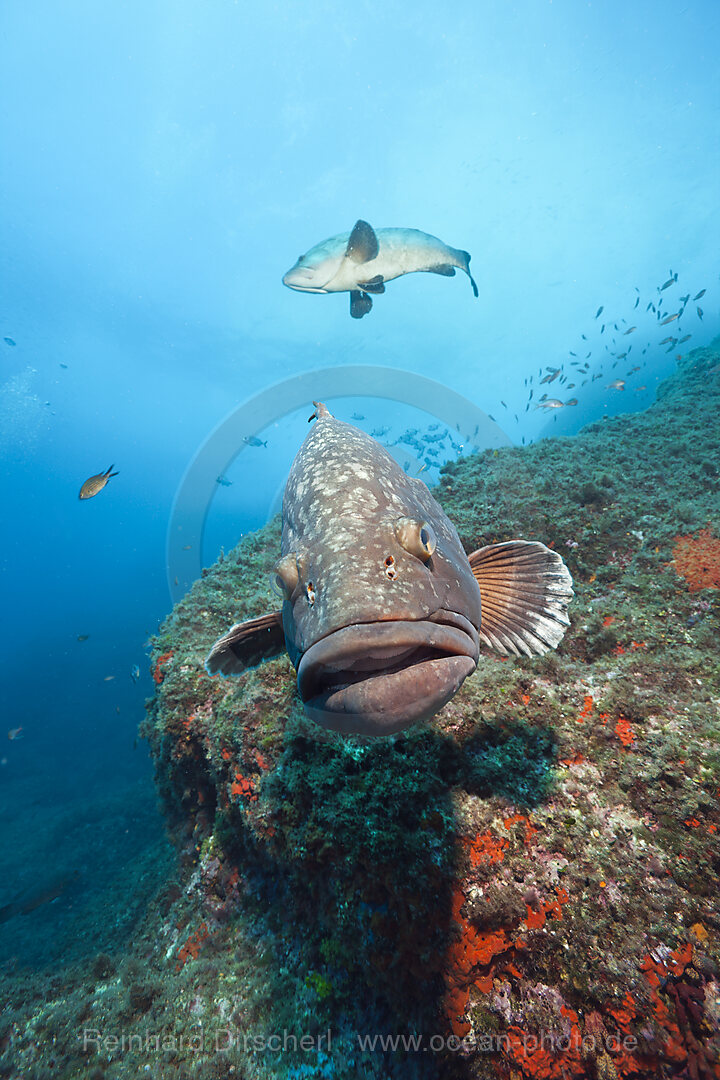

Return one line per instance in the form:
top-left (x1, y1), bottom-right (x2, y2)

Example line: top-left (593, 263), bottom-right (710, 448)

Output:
top-left (504, 269), bottom-right (709, 426)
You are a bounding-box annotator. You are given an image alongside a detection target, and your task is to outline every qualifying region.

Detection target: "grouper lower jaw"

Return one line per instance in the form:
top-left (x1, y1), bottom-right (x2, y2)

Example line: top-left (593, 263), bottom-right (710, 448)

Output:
top-left (296, 616), bottom-right (480, 737)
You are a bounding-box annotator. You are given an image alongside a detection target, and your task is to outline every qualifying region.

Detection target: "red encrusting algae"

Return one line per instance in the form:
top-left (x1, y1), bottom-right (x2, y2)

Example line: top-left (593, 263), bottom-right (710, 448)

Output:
top-left (615, 715), bottom-right (635, 748)
top-left (153, 651), bottom-right (174, 685)
top-left (672, 527), bottom-right (720, 591)
top-left (175, 922), bottom-right (210, 971)
top-left (466, 831), bottom-right (508, 867)
top-left (443, 887), bottom-right (511, 1037)
top-left (577, 694), bottom-right (594, 723)
top-left (230, 770), bottom-right (258, 803)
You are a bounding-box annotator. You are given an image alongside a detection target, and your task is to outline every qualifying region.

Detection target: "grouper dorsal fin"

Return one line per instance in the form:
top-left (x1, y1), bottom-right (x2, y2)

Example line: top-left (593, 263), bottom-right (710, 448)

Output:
top-left (468, 540), bottom-right (573, 657)
top-left (346, 220), bottom-right (379, 263)
top-left (206, 611), bottom-right (285, 676)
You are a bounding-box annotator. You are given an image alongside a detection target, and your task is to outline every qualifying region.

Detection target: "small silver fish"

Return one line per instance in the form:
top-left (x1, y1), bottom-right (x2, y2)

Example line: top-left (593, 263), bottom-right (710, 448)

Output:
top-left (283, 220), bottom-right (478, 319)
top-left (3, 337), bottom-right (16, 347)
top-left (697, 307), bottom-right (703, 320)
top-left (660, 314), bottom-right (679, 325)
top-left (660, 277), bottom-right (675, 290)
top-left (595, 306), bottom-right (603, 318)
top-left (606, 380), bottom-right (625, 390)
top-left (693, 289), bottom-right (705, 301)
top-left (131, 664), bottom-right (140, 682)
top-left (243, 435), bottom-right (267, 448)
top-left (624, 327), bottom-right (636, 335)
top-left (565, 398), bottom-right (578, 406)
top-left (78, 466), bottom-right (118, 500)
top-left (535, 399), bottom-right (564, 409)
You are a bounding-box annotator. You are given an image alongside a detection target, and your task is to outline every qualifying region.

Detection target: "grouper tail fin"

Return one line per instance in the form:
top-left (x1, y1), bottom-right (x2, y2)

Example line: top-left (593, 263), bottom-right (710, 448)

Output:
top-left (206, 611), bottom-right (286, 676)
top-left (459, 250), bottom-right (479, 298)
top-left (468, 540), bottom-right (573, 656)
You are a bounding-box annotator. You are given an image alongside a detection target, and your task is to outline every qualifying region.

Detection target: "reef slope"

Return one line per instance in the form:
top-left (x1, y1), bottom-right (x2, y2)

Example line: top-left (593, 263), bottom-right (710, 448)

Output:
top-left (3, 344), bottom-right (720, 1080)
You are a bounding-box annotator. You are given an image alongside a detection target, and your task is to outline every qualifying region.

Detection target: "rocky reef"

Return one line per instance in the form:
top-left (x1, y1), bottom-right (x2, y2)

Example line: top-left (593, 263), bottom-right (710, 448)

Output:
top-left (3, 343), bottom-right (719, 1080)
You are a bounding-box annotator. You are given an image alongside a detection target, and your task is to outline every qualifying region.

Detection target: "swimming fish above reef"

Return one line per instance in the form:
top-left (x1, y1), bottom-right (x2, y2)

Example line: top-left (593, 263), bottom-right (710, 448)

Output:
top-left (282, 220), bottom-right (478, 319)
top-left (206, 404), bottom-right (573, 736)
top-left (78, 465), bottom-right (118, 500)
top-left (0, 871), bottom-right (77, 924)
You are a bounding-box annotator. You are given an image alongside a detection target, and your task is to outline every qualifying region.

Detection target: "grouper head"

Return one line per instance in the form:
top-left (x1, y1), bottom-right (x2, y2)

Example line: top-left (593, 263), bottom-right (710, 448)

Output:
top-left (206, 404), bottom-right (574, 736)
top-left (282, 234), bottom-right (347, 294)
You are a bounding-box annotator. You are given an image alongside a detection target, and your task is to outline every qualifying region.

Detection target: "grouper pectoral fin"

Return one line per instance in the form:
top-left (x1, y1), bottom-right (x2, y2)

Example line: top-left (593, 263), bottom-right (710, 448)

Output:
top-left (426, 264), bottom-right (456, 277)
top-left (357, 274), bottom-right (385, 294)
top-left (468, 540), bottom-right (574, 657)
top-left (206, 611), bottom-right (286, 676)
top-left (345, 220), bottom-right (379, 263)
top-left (350, 290), bottom-right (373, 318)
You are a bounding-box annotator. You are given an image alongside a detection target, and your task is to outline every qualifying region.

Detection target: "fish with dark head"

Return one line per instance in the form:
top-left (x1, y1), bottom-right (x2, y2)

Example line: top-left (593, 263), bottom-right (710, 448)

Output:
top-left (207, 404), bottom-right (573, 736)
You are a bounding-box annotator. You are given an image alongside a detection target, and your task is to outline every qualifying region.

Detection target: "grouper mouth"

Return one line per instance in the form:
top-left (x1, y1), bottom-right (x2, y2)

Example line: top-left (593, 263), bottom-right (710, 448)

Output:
top-left (296, 612), bottom-right (479, 736)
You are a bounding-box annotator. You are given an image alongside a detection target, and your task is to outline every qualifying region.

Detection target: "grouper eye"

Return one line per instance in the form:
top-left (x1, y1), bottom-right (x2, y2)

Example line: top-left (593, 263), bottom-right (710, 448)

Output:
top-left (394, 518), bottom-right (437, 562)
top-left (274, 553), bottom-right (299, 597)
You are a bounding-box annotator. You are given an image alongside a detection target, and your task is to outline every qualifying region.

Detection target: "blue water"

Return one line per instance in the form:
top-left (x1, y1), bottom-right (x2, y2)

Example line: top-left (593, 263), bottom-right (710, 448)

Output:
top-left (0, 0), bottom-right (718, 970)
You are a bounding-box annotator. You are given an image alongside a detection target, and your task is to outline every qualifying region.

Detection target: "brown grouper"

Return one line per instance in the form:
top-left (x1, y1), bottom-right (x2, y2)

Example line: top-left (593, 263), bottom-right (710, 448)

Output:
top-left (206, 404), bottom-right (573, 736)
